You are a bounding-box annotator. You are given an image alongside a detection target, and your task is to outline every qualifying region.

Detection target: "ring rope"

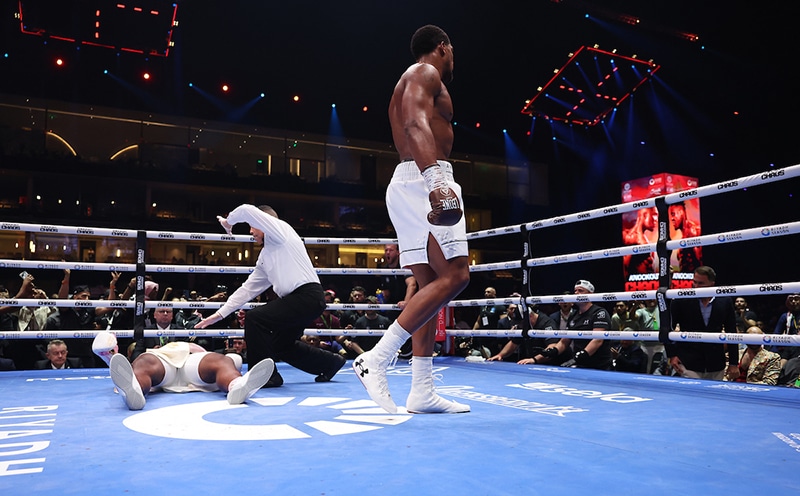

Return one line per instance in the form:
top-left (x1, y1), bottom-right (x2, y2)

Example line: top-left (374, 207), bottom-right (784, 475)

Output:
top-left (5, 327), bottom-right (799, 348)
top-left (0, 222), bottom-right (397, 246)
top-left (1, 166), bottom-right (799, 354)
top-left (465, 220), bottom-right (800, 274)
top-left (442, 329), bottom-right (800, 346)
top-left (0, 260), bottom-right (137, 272)
top-left (0, 329), bottom-right (243, 340)
top-left (5, 281), bottom-right (796, 312)
top-left (0, 259), bottom-right (416, 276)
top-left (0, 299), bottom-right (405, 312)
top-left (6, 209), bottom-right (794, 280)
top-left (0, 260), bottom-right (417, 276)
top-left (3, 164), bottom-right (797, 255)
top-left (463, 163), bottom-right (800, 240)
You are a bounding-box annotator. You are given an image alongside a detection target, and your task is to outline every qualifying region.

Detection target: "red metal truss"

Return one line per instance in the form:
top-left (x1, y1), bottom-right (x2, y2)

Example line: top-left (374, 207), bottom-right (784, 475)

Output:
top-left (521, 46), bottom-right (660, 126)
top-left (17, 0), bottom-right (179, 57)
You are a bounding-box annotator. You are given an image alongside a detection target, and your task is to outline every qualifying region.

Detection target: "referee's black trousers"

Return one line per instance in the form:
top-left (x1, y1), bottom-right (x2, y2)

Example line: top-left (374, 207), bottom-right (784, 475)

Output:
top-left (244, 282), bottom-right (341, 376)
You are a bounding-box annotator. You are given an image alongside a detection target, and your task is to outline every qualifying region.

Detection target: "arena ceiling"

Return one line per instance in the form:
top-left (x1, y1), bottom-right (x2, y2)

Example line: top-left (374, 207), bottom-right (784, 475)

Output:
top-left (1, 1), bottom-right (796, 175)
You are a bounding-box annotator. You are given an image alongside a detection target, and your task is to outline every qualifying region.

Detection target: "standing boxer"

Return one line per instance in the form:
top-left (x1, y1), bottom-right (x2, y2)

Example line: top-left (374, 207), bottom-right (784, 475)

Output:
top-left (352, 25), bottom-right (470, 414)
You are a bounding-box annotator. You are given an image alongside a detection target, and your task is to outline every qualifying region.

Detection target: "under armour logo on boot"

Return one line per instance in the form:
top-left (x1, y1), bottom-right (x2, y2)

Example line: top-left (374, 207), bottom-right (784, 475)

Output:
top-left (354, 358), bottom-right (369, 378)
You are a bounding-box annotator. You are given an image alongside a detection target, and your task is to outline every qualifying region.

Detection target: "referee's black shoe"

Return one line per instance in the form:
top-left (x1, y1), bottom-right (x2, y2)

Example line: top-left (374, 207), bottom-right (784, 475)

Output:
top-left (263, 368), bottom-right (284, 388)
top-left (315, 354), bottom-right (346, 382)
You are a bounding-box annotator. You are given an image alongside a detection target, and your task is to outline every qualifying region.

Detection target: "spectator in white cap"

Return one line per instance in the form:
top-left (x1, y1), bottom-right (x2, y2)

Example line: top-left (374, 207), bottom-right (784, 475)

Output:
top-left (528, 279), bottom-right (613, 370)
top-left (575, 279), bottom-right (594, 293)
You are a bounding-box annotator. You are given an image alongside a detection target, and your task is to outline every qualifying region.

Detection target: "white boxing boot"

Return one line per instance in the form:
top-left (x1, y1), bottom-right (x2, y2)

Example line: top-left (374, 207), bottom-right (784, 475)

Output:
top-left (227, 358), bottom-right (275, 405)
top-left (406, 356), bottom-right (470, 414)
top-left (352, 321), bottom-right (411, 414)
top-left (109, 354), bottom-right (145, 410)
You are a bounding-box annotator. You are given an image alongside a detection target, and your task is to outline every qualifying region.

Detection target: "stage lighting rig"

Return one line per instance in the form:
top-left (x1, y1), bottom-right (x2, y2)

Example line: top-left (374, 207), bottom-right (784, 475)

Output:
top-left (521, 45), bottom-right (660, 126)
top-left (17, 0), bottom-right (178, 57)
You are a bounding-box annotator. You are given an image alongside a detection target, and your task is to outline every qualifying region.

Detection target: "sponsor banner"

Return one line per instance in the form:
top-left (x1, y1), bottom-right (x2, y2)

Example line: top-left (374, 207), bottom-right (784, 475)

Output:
top-left (621, 173), bottom-right (700, 290)
top-left (301, 237), bottom-right (395, 245)
top-left (668, 331), bottom-right (800, 346)
top-left (666, 282), bottom-right (800, 299)
top-left (435, 385), bottom-right (590, 416)
top-left (0, 260), bottom-right (136, 271)
top-left (509, 382), bottom-right (652, 403)
top-left (315, 268), bottom-right (411, 275)
top-left (146, 265), bottom-right (254, 274)
top-left (146, 231), bottom-right (252, 242)
top-left (325, 303), bottom-right (400, 311)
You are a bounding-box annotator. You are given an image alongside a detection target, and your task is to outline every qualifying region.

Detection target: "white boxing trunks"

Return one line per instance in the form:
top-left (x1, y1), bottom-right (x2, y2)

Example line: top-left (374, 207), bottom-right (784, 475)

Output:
top-left (386, 160), bottom-right (468, 267)
top-left (144, 342), bottom-right (219, 393)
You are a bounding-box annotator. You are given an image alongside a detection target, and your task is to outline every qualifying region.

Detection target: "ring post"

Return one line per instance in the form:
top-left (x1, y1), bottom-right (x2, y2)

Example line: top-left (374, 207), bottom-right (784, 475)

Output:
top-left (133, 230), bottom-right (146, 341)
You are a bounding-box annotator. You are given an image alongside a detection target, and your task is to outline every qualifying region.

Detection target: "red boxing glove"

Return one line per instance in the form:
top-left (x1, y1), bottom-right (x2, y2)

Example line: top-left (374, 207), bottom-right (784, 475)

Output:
top-left (421, 164), bottom-right (462, 226)
top-left (428, 186), bottom-right (462, 226)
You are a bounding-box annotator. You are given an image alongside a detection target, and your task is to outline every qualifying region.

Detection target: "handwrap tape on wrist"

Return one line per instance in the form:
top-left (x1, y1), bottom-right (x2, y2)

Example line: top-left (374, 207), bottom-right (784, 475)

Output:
top-left (421, 164), bottom-right (447, 191)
